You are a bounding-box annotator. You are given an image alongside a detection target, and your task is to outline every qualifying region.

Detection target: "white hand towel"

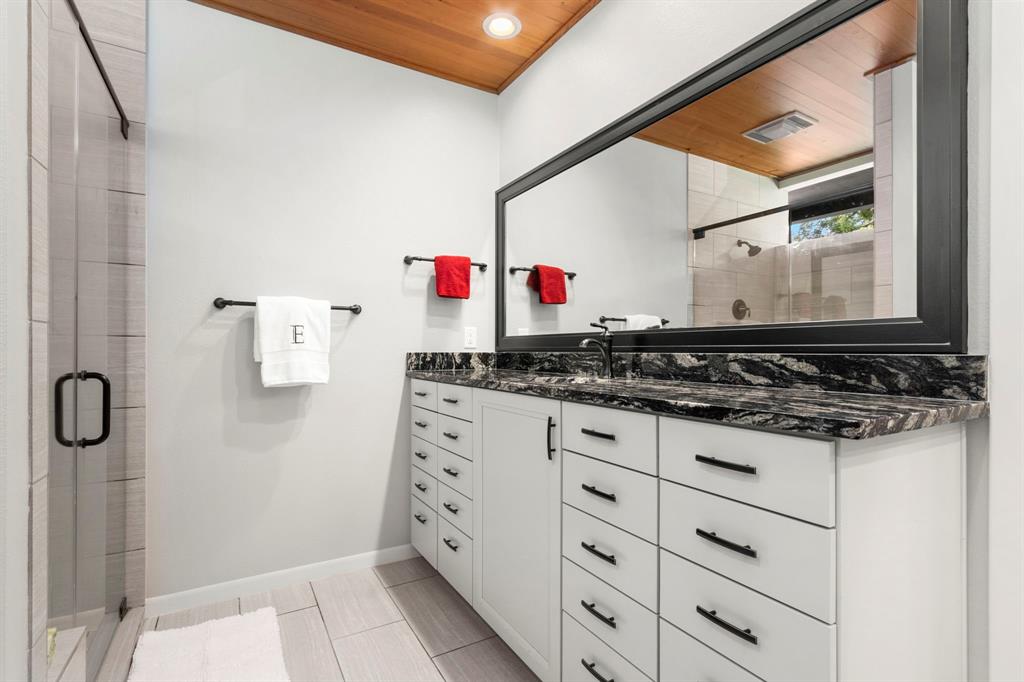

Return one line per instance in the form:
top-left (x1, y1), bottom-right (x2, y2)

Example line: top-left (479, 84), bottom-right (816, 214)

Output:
top-left (625, 314), bottom-right (664, 330)
top-left (254, 296), bottom-right (330, 388)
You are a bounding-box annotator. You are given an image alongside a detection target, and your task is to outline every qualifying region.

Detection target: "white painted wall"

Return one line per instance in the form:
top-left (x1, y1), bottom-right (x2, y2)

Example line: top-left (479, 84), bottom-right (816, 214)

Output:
top-left (0, 0), bottom-right (31, 677)
top-left (497, 0), bottom-right (814, 185)
top-left (146, 0), bottom-right (498, 597)
top-left (505, 137), bottom-right (687, 335)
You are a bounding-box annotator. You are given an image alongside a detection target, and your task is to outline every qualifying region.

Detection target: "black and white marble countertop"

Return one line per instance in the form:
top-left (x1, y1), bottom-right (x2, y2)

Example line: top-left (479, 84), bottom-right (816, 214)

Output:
top-left (406, 368), bottom-right (988, 440)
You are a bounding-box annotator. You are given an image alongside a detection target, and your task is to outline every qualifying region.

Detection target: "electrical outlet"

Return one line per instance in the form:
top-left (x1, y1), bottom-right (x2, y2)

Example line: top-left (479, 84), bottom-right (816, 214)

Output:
top-left (464, 326), bottom-right (478, 349)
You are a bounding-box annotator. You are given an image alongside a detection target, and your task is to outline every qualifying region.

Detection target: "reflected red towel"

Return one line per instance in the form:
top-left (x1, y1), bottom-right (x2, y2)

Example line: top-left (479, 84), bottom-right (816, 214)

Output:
top-left (526, 264), bottom-right (567, 304)
top-left (434, 255), bottom-right (471, 299)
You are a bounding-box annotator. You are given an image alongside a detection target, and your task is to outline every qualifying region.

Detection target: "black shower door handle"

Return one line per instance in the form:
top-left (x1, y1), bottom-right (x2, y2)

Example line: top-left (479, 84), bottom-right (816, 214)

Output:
top-left (80, 371), bottom-right (112, 448)
top-left (54, 372), bottom-right (76, 447)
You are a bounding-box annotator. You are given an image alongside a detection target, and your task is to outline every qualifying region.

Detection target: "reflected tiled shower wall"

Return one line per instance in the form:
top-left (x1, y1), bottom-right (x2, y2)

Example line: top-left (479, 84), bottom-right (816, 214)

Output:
top-left (688, 154), bottom-right (790, 326)
top-left (27, 1), bottom-right (147, 678)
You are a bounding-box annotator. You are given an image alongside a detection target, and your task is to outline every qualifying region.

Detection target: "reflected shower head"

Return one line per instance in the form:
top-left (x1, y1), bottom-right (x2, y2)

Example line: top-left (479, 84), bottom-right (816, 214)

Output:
top-left (737, 239), bottom-right (762, 257)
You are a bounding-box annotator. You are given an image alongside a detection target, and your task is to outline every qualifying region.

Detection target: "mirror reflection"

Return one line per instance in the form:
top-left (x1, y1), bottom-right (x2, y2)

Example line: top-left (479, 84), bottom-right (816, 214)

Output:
top-left (505, 0), bottom-right (917, 337)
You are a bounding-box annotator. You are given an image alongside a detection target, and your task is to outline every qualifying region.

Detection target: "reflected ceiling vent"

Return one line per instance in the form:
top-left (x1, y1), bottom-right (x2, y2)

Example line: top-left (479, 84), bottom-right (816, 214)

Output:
top-left (742, 111), bottom-right (818, 144)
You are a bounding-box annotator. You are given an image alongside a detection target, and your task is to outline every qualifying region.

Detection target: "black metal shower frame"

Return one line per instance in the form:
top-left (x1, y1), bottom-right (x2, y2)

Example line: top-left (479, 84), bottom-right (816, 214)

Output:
top-left (65, 0), bottom-right (130, 139)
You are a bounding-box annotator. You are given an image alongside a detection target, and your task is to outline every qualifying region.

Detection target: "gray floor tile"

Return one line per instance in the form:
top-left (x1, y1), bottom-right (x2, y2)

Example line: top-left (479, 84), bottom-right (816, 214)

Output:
top-left (155, 598), bottom-right (239, 631)
top-left (96, 607), bottom-right (144, 682)
top-left (333, 621), bottom-right (443, 682)
top-left (373, 557), bottom-right (437, 588)
top-left (433, 636), bottom-right (539, 682)
top-left (278, 607), bottom-right (344, 682)
top-left (240, 581), bottom-right (316, 615)
top-left (312, 568), bottom-right (403, 639)
top-left (388, 576), bottom-right (494, 656)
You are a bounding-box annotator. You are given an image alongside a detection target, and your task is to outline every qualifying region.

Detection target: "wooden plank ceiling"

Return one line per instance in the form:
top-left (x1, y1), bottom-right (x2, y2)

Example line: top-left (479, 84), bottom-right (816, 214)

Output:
top-left (634, 0), bottom-right (917, 179)
top-left (192, 0), bottom-right (599, 93)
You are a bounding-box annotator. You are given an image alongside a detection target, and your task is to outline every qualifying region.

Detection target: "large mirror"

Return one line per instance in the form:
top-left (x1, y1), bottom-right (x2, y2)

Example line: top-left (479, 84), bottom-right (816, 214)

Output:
top-left (498, 0), bottom-right (965, 353)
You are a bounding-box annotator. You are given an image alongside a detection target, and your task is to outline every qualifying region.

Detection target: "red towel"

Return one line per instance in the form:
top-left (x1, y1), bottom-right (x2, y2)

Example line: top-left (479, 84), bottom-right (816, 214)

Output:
top-left (434, 255), bottom-right (471, 299)
top-left (526, 264), bottom-right (567, 304)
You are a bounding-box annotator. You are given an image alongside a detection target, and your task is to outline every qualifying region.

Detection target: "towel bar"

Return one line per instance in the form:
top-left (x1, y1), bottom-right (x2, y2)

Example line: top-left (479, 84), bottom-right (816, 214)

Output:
top-left (404, 255), bottom-right (487, 271)
top-left (509, 266), bottom-right (577, 280)
top-left (212, 298), bottom-right (362, 314)
top-left (599, 315), bottom-right (670, 326)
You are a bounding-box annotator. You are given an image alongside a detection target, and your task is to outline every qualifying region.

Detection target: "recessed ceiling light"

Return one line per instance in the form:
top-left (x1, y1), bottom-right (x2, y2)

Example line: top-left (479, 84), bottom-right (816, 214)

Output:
top-left (483, 12), bottom-right (522, 39)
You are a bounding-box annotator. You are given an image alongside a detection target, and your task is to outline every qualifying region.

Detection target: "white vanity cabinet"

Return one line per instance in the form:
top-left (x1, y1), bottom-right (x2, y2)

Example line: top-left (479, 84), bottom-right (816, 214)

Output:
top-left (472, 389), bottom-right (562, 682)
top-left (410, 377), bottom-right (967, 682)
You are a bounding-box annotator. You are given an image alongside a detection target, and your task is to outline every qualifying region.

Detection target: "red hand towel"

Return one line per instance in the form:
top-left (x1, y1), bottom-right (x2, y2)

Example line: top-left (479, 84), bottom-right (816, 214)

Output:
top-left (434, 255), bottom-right (471, 299)
top-left (526, 264), bottom-right (567, 304)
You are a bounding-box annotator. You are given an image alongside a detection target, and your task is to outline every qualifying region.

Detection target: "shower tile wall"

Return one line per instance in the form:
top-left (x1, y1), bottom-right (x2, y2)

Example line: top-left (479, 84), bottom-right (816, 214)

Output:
top-left (26, 1), bottom-right (147, 678)
top-left (688, 154), bottom-right (789, 325)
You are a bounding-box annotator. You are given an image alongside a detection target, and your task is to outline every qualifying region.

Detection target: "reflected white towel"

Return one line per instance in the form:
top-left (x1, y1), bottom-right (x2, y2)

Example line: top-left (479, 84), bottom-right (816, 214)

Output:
top-left (254, 296), bottom-right (330, 387)
top-left (625, 314), bottom-right (663, 330)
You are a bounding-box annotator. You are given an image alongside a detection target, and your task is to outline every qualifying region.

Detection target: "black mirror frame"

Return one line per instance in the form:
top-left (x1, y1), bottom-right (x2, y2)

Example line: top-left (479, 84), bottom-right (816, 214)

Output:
top-left (495, 0), bottom-right (967, 354)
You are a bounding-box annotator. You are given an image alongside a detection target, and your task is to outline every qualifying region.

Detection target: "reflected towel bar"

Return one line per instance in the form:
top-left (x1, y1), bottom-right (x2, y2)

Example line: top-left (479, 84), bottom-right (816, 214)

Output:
top-left (404, 255), bottom-right (487, 271)
top-left (213, 298), bottom-right (362, 314)
top-left (599, 315), bottom-right (670, 326)
top-left (509, 266), bottom-right (577, 280)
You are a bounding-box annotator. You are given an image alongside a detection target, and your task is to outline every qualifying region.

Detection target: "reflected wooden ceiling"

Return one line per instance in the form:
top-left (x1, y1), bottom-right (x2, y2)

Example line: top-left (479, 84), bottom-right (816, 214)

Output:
top-left (192, 0), bottom-right (599, 93)
top-left (635, 0), bottom-right (917, 179)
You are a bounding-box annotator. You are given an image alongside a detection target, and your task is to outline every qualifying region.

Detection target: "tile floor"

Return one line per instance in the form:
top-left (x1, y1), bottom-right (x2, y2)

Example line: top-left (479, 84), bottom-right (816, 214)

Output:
top-left (97, 556), bottom-right (539, 682)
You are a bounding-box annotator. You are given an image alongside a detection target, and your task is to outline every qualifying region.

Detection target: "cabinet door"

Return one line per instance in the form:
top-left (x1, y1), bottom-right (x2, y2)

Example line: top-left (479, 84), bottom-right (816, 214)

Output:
top-left (473, 389), bottom-right (561, 682)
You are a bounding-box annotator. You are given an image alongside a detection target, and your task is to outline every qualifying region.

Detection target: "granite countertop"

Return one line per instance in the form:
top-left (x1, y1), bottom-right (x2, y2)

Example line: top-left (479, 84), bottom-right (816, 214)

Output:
top-left (406, 368), bottom-right (988, 440)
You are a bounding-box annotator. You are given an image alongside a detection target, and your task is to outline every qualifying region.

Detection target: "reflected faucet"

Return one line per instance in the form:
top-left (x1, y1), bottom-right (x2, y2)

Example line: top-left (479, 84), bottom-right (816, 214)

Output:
top-left (579, 322), bottom-right (614, 378)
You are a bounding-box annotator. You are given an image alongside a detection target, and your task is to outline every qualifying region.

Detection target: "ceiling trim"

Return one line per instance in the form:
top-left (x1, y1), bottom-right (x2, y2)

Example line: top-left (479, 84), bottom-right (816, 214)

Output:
top-left (495, 0), bottom-right (601, 94)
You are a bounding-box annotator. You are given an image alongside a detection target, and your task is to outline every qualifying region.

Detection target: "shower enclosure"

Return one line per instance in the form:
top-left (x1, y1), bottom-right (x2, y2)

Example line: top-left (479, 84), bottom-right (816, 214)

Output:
top-left (47, 0), bottom-right (131, 678)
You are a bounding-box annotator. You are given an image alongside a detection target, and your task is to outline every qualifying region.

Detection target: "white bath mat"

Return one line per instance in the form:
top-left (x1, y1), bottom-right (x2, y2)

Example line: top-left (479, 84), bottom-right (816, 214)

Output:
top-left (129, 607), bottom-right (290, 682)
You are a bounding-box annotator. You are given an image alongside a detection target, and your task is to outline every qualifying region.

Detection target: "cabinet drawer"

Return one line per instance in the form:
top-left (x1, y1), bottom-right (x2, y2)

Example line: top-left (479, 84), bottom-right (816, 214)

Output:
top-left (410, 379), bottom-right (437, 412)
top-left (437, 413), bottom-right (473, 460)
top-left (562, 505), bottom-right (657, 610)
top-left (438, 482), bottom-right (473, 537)
top-left (661, 617), bottom-right (763, 682)
top-left (661, 550), bottom-right (836, 682)
top-left (411, 497), bottom-right (437, 568)
top-left (438, 518), bottom-right (472, 603)
top-left (563, 452), bottom-right (658, 543)
top-left (437, 383), bottom-right (473, 421)
top-left (562, 613), bottom-right (652, 682)
top-left (437, 449), bottom-right (473, 500)
top-left (411, 470), bottom-right (437, 510)
top-left (562, 403), bottom-right (657, 475)
top-left (660, 481), bottom-right (835, 623)
top-left (411, 436), bottom-right (437, 477)
top-left (411, 406), bottom-right (437, 444)
top-left (660, 417), bottom-right (835, 527)
top-left (562, 559), bottom-right (657, 678)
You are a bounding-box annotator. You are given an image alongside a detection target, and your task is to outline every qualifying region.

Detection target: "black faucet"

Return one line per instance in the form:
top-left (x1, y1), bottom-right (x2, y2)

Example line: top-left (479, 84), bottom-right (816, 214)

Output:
top-left (579, 322), bottom-right (614, 378)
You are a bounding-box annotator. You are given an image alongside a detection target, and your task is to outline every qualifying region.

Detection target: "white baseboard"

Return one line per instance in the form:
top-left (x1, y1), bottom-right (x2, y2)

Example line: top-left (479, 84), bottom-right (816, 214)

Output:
top-left (144, 543), bottom-right (418, 618)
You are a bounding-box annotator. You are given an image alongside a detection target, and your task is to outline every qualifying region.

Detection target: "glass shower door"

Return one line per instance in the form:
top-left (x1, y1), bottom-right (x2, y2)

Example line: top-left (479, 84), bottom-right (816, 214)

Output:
top-left (48, 0), bottom-right (128, 678)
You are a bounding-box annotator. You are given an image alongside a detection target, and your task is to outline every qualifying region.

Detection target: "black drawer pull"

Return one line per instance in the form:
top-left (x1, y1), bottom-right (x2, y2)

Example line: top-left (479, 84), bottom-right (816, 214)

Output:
top-left (581, 600), bottom-right (617, 629)
top-left (414, 451), bottom-right (428, 460)
top-left (414, 482), bottom-right (428, 492)
top-left (443, 466), bottom-right (460, 478)
top-left (581, 483), bottom-right (617, 502)
top-left (581, 427), bottom-right (616, 441)
top-left (442, 397), bottom-right (459, 404)
top-left (443, 431), bottom-right (460, 440)
top-left (695, 528), bottom-right (758, 558)
top-left (443, 502), bottom-right (459, 514)
top-left (443, 537), bottom-right (459, 552)
top-left (414, 420), bottom-right (428, 428)
top-left (413, 513), bottom-right (427, 524)
top-left (581, 659), bottom-right (614, 682)
top-left (581, 542), bottom-right (617, 565)
top-left (696, 605), bottom-right (758, 645)
top-left (547, 416), bottom-right (556, 461)
top-left (414, 391), bottom-right (428, 397)
top-left (695, 454), bottom-right (757, 476)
